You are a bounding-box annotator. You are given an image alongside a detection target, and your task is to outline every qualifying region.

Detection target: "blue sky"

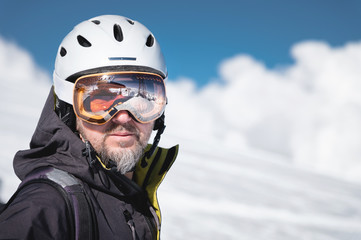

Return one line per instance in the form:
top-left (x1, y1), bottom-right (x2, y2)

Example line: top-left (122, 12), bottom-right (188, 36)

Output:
top-left (1, 0), bottom-right (361, 86)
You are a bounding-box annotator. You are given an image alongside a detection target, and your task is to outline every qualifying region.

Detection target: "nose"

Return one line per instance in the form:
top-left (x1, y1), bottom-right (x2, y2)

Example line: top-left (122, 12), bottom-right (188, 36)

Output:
top-left (111, 110), bottom-right (133, 124)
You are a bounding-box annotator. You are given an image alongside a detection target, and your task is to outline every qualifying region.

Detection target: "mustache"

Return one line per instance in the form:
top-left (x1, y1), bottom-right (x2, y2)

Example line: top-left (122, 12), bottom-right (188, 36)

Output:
top-left (104, 122), bottom-right (140, 139)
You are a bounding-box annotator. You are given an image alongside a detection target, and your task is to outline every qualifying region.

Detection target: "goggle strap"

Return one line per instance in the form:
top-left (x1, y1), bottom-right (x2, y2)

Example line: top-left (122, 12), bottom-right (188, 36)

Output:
top-left (54, 72), bottom-right (74, 105)
top-left (146, 120), bottom-right (166, 159)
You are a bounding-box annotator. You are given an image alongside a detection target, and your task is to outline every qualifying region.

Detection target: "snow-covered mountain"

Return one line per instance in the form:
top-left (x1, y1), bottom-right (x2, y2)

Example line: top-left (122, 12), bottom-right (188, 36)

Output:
top-left (159, 135), bottom-right (361, 239)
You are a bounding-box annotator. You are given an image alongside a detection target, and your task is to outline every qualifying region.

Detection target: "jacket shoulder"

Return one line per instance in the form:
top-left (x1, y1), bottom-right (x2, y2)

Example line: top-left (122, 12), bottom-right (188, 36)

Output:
top-left (0, 181), bottom-right (72, 239)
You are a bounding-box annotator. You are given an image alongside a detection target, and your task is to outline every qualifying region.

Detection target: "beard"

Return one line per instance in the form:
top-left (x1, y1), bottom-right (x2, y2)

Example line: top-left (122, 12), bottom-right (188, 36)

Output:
top-left (77, 120), bottom-right (150, 174)
top-left (99, 140), bottom-right (145, 174)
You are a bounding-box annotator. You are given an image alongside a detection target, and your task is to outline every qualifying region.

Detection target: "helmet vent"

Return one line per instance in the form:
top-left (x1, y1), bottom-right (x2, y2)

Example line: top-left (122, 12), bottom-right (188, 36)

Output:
top-left (92, 20), bottom-right (100, 25)
top-left (77, 35), bottom-right (92, 47)
top-left (127, 19), bottom-right (135, 25)
top-left (113, 24), bottom-right (123, 42)
top-left (60, 47), bottom-right (67, 57)
top-left (146, 34), bottom-right (154, 47)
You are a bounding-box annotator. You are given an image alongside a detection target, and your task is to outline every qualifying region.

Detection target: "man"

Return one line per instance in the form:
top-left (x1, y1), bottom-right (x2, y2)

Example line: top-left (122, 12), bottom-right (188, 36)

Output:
top-left (0, 15), bottom-right (178, 240)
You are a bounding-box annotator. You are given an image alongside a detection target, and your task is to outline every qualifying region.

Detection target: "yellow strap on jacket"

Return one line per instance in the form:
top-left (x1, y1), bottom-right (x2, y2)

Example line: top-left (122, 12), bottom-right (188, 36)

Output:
top-left (134, 144), bottom-right (179, 239)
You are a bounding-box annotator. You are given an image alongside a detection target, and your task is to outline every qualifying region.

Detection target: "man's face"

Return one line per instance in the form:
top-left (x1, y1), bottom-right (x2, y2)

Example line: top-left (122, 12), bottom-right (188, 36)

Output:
top-left (77, 110), bottom-right (154, 174)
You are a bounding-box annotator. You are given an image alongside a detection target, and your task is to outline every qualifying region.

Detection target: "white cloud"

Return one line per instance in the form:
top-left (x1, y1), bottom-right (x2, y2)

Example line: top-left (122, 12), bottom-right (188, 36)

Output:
top-left (166, 40), bottom-right (361, 182)
top-left (0, 36), bottom-right (51, 201)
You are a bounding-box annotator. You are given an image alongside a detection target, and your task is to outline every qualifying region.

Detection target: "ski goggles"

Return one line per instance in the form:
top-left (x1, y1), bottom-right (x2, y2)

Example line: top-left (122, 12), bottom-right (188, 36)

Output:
top-left (73, 72), bottom-right (166, 125)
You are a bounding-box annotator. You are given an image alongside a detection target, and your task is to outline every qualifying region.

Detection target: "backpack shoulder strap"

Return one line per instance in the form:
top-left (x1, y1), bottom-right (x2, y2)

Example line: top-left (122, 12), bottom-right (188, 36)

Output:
top-left (1, 167), bottom-right (98, 240)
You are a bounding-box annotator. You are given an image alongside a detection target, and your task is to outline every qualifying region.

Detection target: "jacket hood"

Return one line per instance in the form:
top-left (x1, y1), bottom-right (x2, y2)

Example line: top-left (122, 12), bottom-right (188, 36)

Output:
top-left (14, 88), bottom-right (94, 182)
top-left (13, 87), bottom-right (178, 204)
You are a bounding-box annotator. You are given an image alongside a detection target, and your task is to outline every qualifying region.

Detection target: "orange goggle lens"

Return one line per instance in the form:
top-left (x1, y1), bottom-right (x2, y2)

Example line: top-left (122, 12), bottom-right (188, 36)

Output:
top-left (73, 72), bottom-right (166, 125)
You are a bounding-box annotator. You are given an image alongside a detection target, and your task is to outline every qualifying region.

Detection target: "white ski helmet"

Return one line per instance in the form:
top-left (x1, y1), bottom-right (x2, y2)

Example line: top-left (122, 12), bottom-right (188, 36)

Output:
top-left (53, 15), bottom-right (167, 105)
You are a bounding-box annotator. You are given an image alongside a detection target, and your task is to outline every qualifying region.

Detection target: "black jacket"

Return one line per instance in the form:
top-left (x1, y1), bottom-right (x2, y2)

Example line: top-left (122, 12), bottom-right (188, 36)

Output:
top-left (0, 88), bottom-right (178, 240)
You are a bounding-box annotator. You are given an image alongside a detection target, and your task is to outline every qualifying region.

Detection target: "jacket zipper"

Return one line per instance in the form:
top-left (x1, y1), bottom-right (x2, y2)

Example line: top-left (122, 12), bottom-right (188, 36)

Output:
top-left (123, 210), bottom-right (137, 240)
top-left (147, 206), bottom-right (159, 239)
top-left (123, 209), bottom-right (158, 240)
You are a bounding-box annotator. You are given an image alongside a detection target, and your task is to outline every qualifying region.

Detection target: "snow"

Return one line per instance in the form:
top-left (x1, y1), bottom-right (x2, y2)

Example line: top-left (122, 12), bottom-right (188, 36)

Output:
top-left (159, 135), bottom-right (361, 239)
top-left (1, 35), bottom-right (361, 239)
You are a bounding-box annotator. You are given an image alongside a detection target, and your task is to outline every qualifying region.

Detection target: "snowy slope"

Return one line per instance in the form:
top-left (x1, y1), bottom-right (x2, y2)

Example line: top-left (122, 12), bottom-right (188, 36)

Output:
top-left (159, 140), bottom-right (361, 239)
top-left (158, 135), bottom-right (361, 240)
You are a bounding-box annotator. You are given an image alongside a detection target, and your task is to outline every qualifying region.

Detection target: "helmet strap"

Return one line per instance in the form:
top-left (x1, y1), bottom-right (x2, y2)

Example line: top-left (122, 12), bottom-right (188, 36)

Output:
top-left (146, 114), bottom-right (166, 158)
top-left (55, 95), bottom-right (77, 132)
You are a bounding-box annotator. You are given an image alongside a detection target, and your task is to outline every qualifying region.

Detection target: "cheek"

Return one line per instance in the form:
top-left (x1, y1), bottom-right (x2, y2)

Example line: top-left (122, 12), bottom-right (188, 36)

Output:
top-left (77, 119), bottom-right (105, 147)
top-left (137, 122), bottom-right (154, 141)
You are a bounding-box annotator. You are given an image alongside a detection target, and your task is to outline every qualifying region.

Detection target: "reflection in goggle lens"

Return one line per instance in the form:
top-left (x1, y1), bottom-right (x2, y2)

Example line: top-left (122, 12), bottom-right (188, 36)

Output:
top-left (73, 72), bottom-right (166, 124)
